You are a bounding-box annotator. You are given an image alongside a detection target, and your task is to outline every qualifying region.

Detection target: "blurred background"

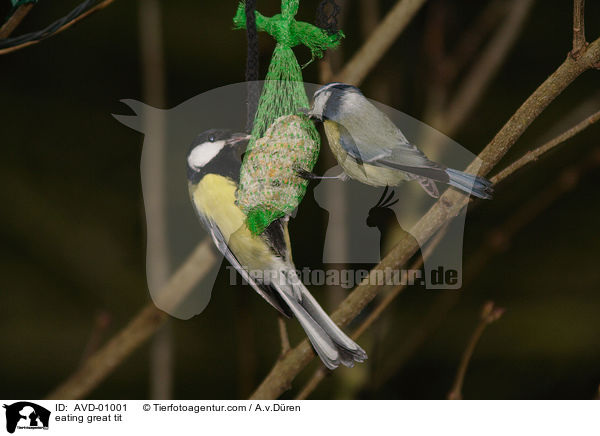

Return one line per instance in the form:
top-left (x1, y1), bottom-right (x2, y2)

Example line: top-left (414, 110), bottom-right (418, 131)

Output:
top-left (1, 0), bottom-right (599, 400)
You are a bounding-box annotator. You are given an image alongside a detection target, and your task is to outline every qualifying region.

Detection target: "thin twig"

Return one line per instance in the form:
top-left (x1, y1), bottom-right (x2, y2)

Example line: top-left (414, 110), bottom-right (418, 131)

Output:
top-left (278, 317), bottom-right (291, 357)
top-left (571, 0), bottom-right (587, 59)
top-left (0, 3), bottom-right (34, 39)
top-left (138, 0), bottom-right (172, 401)
top-left (423, 0), bottom-right (506, 124)
top-left (359, 0), bottom-right (380, 39)
top-left (422, 0), bottom-right (531, 165)
top-left (492, 109), bottom-right (600, 184)
top-left (79, 311), bottom-right (111, 364)
top-left (0, 0), bottom-right (116, 55)
top-left (46, 239), bottom-right (217, 399)
top-left (47, 303), bottom-right (167, 400)
top-left (442, 0), bottom-right (507, 86)
top-left (422, 0), bottom-right (447, 120)
top-left (295, 367), bottom-right (329, 400)
top-left (139, 0), bottom-right (171, 401)
top-left (250, 35), bottom-right (600, 400)
top-left (335, 0), bottom-right (428, 85)
top-left (441, 0), bottom-right (535, 134)
top-left (235, 290), bottom-right (257, 397)
top-left (447, 301), bottom-right (505, 400)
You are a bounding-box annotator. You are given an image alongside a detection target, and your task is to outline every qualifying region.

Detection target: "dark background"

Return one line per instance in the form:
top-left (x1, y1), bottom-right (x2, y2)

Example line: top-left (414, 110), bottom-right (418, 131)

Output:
top-left (1, 0), bottom-right (599, 400)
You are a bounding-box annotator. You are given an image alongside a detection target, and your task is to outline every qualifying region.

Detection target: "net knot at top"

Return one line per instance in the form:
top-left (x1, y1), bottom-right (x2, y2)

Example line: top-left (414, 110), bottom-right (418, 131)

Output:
top-left (233, 0), bottom-right (343, 60)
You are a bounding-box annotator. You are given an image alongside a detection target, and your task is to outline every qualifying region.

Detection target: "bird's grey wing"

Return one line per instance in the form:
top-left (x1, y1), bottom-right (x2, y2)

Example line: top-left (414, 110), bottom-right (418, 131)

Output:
top-left (325, 92), bottom-right (396, 163)
top-left (338, 124), bottom-right (450, 188)
top-left (375, 142), bottom-right (451, 186)
top-left (200, 215), bottom-right (292, 318)
top-left (387, 141), bottom-right (445, 168)
top-left (337, 122), bottom-right (392, 164)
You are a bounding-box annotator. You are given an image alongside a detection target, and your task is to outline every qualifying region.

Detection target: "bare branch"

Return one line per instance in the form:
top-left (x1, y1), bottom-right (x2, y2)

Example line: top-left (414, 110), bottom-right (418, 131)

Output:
top-left (0, 0), bottom-right (116, 56)
top-left (295, 367), bottom-right (329, 400)
top-left (571, 0), bottom-right (587, 59)
top-left (45, 3), bottom-right (600, 401)
top-left (46, 239), bottom-right (217, 399)
top-left (0, 4), bottom-right (34, 39)
top-left (47, 0), bottom-right (423, 398)
top-left (280, 116), bottom-right (600, 397)
top-left (351, 222), bottom-right (447, 339)
top-left (441, 0), bottom-right (535, 134)
top-left (335, 0), bottom-right (428, 85)
top-left (278, 317), bottom-right (291, 357)
top-left (250, 36), bottom-right (600, 400)
top-left (447, 302), bottom-right (504, 400)
top-left (138, 0), bottom-right (172, 401)
top-left (492, 109), bottom-right (600, 184)
top-left (374, 146), bottom-right (600, 389)
top-left (443, 0), bottom-right (506, 85)
top-left (295, 223), bottom-right (447, 399)
top-left (359, 0), bottom-right (381, 39)
top-left (79, 311), bottom-right (111, 364)
top-left (47, 303), bottom-right (167, 400)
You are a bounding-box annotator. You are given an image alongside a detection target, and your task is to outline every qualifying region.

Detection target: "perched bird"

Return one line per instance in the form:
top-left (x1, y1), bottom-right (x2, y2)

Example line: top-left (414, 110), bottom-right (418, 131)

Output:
top-left (305, 82), bottom-right (493, 199)
top-left (186, 129), bottom-right (367, 369)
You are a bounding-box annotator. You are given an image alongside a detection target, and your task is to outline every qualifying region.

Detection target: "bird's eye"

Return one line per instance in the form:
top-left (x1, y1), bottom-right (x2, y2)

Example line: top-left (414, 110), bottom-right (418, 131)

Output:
top-left (208, 135), bottom-right (216, 142)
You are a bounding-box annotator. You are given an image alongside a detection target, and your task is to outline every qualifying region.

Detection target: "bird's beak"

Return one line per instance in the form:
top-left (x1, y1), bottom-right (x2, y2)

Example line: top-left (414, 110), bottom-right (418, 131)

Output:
top-left (226, 133), bottom-right (251, 146)
top-left (297, 107), bottom-right (310, 116)
top-left (297, 107), bottom-right (321, 121)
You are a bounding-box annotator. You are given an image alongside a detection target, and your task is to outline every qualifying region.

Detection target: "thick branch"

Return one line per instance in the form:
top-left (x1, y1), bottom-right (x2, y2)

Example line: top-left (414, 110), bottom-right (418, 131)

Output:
top-left (249, 36), bottom-right (600, 400)
top-left (295, 224), bottom-right (447, 399)
top-left (46, 6), bottom-right (600, 401)
top-left (373, 147), bottom-right (600, 389)
top-left (294, 108), bottom-right (600, 397)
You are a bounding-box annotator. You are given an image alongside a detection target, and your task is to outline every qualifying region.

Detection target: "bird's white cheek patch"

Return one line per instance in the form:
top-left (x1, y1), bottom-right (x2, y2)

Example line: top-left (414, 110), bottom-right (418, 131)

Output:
top-left (188, 140), bottom-right (226, 169)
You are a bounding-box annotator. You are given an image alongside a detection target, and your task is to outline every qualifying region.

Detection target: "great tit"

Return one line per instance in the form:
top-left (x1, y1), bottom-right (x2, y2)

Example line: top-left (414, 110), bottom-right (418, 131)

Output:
top-left (186, 129), bottom-right (367, 369)
top-left (306, 82), bottom-right (493, 199)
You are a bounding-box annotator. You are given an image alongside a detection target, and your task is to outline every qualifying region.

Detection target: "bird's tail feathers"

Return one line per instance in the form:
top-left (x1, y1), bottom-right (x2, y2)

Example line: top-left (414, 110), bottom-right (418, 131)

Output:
top-left (445, 168), bottom-right (493, 199)
top-left (272, 273), bottom-right (367, 370)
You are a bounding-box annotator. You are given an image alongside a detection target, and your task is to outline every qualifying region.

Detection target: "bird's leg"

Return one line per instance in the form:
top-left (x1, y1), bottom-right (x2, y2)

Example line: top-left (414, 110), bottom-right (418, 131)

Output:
top-left (296, 168), bottom-right (349, 181)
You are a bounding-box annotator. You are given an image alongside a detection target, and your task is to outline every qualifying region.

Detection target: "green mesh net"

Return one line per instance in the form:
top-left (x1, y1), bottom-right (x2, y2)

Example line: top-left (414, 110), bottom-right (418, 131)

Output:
top-left (233, 0), bottom-right (343, 235)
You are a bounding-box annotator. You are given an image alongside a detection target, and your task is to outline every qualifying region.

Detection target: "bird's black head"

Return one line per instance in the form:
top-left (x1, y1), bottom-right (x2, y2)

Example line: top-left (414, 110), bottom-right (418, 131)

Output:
top-left (186, 129), bottom-right (250, 184)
